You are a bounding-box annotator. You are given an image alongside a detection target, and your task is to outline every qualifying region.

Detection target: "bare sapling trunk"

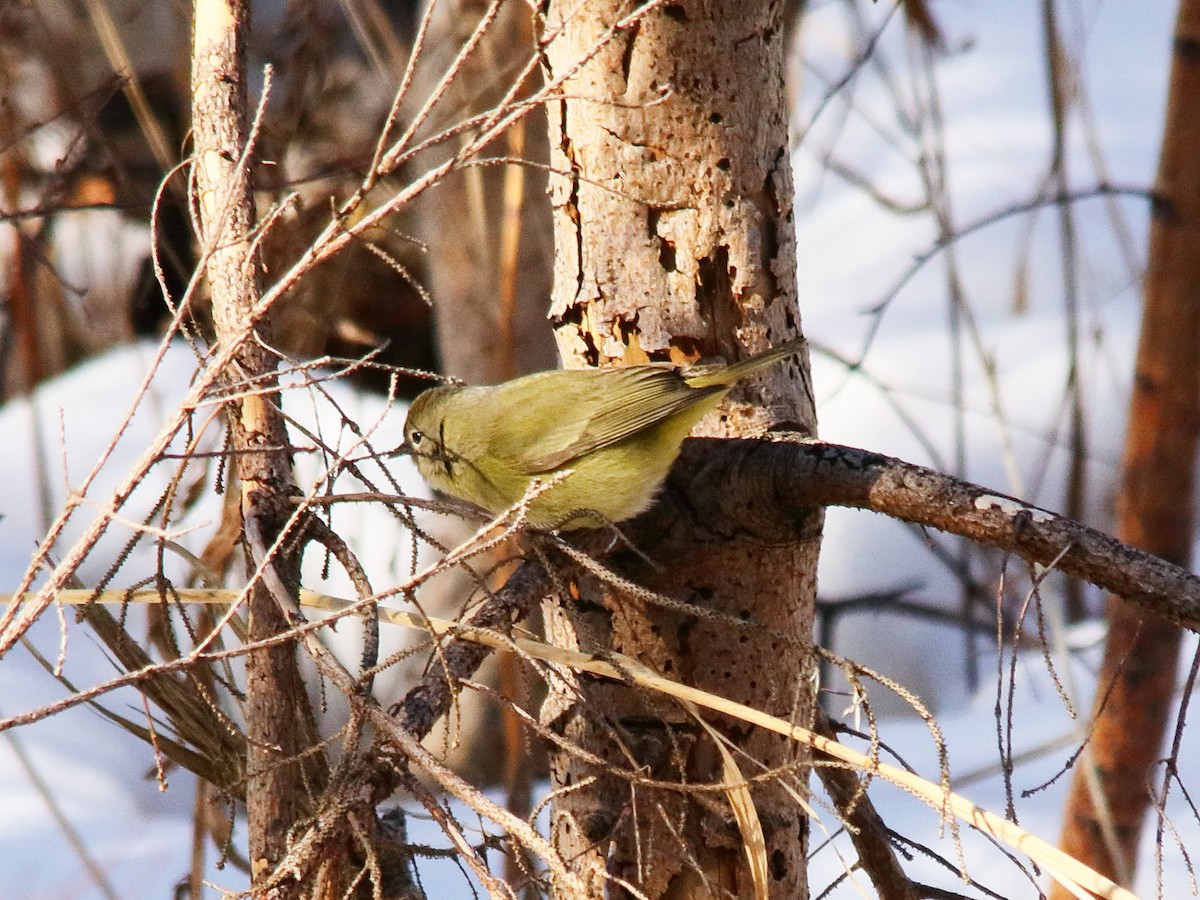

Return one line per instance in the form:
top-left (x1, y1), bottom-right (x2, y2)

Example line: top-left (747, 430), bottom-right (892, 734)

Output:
top-left (1054, 0), bottom-right (1200, 890)
top-left (190, 0), bottom-right (324, 886)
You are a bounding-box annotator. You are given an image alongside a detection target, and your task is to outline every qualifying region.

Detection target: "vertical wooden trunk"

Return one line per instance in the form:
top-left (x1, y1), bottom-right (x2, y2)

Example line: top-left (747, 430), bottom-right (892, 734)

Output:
top-left (1053, 0), bottom-right (1200, 890)
top-left (191, 0), bottom-right (324, 886)
top-left (406, 0), bottom-right (559, 800)
top-left (412, 0), bottom-right (558, 384)
top-left (540, 2), bottom-right (820, 895)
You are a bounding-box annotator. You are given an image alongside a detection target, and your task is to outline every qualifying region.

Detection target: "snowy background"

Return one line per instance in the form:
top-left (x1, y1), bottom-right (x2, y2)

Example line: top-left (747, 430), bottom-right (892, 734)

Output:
top-left (2, 2), bottom-right (1198, 898)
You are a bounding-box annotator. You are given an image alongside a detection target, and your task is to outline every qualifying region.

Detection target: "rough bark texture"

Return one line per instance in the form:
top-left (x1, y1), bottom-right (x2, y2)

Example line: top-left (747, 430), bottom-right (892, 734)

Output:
top-left (191, 0), bottom-right (324, 885)
top-left (540, 2), bottom-right (819, 896)
top-left (1052, 0), bottom-right (1200, 889)
top-left (682, 439), bottom-right (1200, 630)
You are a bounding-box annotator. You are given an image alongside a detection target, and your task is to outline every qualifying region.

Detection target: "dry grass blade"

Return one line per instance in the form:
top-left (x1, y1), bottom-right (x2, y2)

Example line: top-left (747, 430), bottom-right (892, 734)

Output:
top-left (370, 602), bottom-right (1133, 899)
top-left (692, 710), bottom-right (769, 900)
top-left (82, 0), bottom-right (175, 171)
top-left (8, 587), bottom-right (1137, 899)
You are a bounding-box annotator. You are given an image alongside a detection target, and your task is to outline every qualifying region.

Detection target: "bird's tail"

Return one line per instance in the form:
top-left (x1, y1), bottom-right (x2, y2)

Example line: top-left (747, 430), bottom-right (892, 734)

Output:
top-left (685, 337), bottom-right (806, 388)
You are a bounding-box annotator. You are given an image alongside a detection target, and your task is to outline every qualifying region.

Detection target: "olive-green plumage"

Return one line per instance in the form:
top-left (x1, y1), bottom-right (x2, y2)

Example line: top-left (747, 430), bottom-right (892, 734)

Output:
top-left (403, 339), bottom-right (803, 529)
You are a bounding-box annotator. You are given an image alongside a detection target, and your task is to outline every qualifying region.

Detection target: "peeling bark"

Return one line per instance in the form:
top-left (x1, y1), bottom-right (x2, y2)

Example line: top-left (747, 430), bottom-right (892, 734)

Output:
top-left (540, 2), bottom-right (818, 895)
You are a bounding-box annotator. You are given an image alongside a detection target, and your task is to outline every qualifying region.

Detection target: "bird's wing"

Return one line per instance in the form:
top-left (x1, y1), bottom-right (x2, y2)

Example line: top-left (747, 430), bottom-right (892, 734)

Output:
top-left (515, 367), bottom-right (721, 473)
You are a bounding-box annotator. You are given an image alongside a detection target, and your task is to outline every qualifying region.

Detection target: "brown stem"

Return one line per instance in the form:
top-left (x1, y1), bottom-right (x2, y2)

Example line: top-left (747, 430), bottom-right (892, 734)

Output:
top-left (664, 438), bottom-right (1200, 632)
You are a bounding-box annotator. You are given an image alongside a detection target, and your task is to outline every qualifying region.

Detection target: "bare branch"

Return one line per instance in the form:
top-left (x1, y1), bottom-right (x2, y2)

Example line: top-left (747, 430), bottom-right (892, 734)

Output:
top-left (667, 438), bottom-right (1200, 632)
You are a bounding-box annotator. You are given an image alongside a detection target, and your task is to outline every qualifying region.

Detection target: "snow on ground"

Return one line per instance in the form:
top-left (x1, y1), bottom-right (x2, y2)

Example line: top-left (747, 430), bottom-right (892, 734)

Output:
top-left (0, 341), bottom-right (431, 899)
top-left (2, 2), bottom-right (1194, 898)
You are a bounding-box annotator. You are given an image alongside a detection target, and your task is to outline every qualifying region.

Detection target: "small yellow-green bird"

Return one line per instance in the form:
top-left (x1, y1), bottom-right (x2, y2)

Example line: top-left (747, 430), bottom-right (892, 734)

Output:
top-left (403, 339), bottom-right (803, 529)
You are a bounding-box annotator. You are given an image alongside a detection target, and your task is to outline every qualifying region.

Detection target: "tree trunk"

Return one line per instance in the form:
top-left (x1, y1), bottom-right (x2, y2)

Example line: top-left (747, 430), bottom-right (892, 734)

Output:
top-left (190, 0), bottom-right (324, 888)
top-left (539, 3), bottom-right (819, 896)
top-left (406, 0), bottom-right (559, 807)
top-left (1053, 0), bottom-right (1200, 889)
top-left (412, 0), bottom-right (558, 384)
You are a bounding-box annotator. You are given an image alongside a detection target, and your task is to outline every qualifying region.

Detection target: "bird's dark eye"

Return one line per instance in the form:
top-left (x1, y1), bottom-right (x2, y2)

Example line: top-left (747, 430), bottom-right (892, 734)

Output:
top-left (410, 430), bottom-right (424, 446)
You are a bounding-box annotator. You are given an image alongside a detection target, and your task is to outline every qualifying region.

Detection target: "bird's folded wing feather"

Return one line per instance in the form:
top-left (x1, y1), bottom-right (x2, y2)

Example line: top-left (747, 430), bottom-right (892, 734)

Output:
top-left (514, 367), bottom-right (721, 473)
